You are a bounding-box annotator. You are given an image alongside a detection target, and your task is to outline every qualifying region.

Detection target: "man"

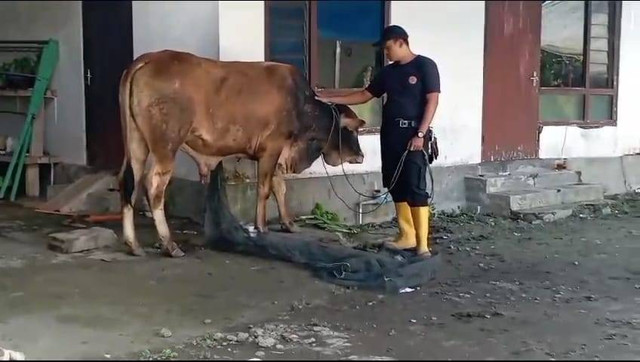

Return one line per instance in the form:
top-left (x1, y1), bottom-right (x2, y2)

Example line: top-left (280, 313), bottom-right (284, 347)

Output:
top-left (317, 25), bottom-right (440, 257)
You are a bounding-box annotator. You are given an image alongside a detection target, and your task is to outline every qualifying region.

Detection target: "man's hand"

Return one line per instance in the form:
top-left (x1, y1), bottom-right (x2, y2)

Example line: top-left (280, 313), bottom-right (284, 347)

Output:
top-left (314, 90), bottom-right (374, 106)
top-left (408, 136), bottom-right (425, 151)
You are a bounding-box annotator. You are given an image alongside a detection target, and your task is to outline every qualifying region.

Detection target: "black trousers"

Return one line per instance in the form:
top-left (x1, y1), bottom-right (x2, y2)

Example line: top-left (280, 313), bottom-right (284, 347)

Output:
top-left (380, 121), bottom-right (430, 207)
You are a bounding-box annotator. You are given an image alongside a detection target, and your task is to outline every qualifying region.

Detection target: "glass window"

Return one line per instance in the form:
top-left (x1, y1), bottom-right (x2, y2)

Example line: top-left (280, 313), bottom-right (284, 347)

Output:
top-left (316, 0), bottom-right (384, 89)
top-left (539, 1), bottom-right (620, 124)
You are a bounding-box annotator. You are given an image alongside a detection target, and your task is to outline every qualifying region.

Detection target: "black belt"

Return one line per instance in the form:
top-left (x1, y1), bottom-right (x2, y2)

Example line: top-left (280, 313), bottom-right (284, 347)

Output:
top-left (394, 118), bottom-right (419, 128)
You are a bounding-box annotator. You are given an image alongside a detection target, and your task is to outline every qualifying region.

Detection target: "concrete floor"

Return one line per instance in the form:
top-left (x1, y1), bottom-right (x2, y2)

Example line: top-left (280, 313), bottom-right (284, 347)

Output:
top-left (1, 194), bottom-right (640, 360)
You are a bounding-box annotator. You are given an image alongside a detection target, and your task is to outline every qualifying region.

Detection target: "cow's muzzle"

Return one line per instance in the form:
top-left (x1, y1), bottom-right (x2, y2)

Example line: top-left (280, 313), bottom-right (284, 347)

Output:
top-left (349, 155), bottom-right (364, 164)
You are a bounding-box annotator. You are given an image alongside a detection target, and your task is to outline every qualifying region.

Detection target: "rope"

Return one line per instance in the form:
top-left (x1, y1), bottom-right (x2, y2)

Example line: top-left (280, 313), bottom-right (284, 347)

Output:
top-left (320, 103), bottom-right (435, 216)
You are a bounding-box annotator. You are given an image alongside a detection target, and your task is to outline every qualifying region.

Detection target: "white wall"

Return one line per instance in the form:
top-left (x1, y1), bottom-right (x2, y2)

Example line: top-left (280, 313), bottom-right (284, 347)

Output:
top-left (218, 1), bottom-right (264, 62)
top-left (214, 1), bottom-right (486, 180)
top-left (616, 1), bottom-right (640, 155)
top-left (0, 1), bottom-right (86, 165)
top-left (301, 1), bottom-right (486, 178)
top-left (388, 1), bottom-right (485, 167)
top-left (132, 1), bottom-right (220, 180)
top-left (540, 1), bottom-right (640, 158)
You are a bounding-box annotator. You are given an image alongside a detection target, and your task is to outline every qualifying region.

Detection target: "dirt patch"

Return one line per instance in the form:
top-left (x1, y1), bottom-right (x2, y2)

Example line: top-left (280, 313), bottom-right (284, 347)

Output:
top-left (129, 193), bottom-right (640, 360)
top-left (1, 194), bottom-right (640, 360)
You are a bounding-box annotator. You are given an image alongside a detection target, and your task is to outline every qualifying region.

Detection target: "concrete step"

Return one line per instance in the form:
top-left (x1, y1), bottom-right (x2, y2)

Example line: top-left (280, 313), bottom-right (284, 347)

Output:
top-left (40, 172), bottom-right (118, 213)
top-left (84, 189), bottom-right (122, 214)
top-left (512, 199), bottom-right (615, 223)
top-left (465, 169), bottom-right (581, 195)
top-left (468, 183), bottom-right (604, 216)
top-left (47, 183), bottom-right (71, 200)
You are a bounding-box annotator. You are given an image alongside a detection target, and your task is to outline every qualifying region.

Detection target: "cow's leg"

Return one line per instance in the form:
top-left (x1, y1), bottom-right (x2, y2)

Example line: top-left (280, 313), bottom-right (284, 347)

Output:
top-left (256, 153), bottom-right (279, 233)
top-left (271, 167), bottom-right (299, 233)
top-left (119, 127), bottom-right (149, 257)
top-left (145, 158), bottom-right (184, 258)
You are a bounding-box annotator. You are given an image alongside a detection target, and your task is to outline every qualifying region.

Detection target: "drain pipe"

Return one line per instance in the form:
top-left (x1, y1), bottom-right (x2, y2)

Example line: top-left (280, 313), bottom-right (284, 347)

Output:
top-left (357, 186), bottom-right (391, 225)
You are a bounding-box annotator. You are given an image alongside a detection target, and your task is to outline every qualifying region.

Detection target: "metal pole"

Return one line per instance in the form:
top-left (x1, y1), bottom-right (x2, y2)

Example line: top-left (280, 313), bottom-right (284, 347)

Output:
top-left (334, 40), bottom-right (341, 89)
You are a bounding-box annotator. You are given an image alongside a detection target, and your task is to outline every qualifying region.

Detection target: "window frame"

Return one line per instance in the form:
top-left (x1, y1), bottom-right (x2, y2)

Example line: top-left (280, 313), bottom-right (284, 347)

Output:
top-left (265, 0), bottom-right (390, 134)
top-left (539, 0), bottom-right (623, 128)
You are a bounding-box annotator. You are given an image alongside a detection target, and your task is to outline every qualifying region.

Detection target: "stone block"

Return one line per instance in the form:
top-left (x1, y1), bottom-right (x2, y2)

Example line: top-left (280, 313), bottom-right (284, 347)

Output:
top-left (513, 206), bottom-right (574, 223)
top-left (84, 190), bottom-right (121, 214)
top-left (622, 155), bottom-right (640, 191)
top-left (548, 183), bottom-right (604, 204)
top-left (465, 174), bottom-right (534, 194)
top-left (487, 188), bottom-right (562, 212)
top-left (48, 227), bottom-right (118, 254)
top-left (532, 170), bottom-right (581, 188)
top-left (566, 157), bottom-right (627, 195)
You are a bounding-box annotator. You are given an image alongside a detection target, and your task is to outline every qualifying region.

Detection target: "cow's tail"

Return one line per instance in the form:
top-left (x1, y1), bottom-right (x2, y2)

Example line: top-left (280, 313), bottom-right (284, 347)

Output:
top-left (118, 57), bottom-right (150, 206)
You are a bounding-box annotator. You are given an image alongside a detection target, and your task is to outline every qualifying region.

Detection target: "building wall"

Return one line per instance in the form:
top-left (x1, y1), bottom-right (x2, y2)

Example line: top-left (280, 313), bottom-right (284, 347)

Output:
top-left (539, 0), bottom-right (640, 158)
top-left (218, 1), bottom-right (264, 62)
top-left (1, 0), bottom-right (635, 180)
top-left (132, 0), bottom-right (220, 180)
top-left (214, 0), bottom-right (486, 181)
top-left (0, 1), bottom-right (86, 165)
top-left (390, 1), bottom-right (485, 167)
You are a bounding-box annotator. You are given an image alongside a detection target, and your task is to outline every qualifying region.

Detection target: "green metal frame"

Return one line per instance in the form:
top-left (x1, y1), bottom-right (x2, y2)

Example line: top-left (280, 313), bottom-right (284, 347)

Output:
top-left (0, 38), bottom-right (59, 201)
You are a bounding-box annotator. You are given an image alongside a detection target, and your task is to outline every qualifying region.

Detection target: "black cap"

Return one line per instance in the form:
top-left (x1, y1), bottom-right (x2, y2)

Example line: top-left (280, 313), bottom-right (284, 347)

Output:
top-left (373, 25), bottom-right (409, 47)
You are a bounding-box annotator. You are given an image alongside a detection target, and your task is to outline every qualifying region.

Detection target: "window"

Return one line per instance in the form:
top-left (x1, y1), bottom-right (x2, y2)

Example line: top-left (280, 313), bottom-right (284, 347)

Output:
top-left (265, 0), bottom-right (388, 130)
top-left (265, 1), bottom-right (309, 79)
top-left (539, 1), bottom-right (622, 125)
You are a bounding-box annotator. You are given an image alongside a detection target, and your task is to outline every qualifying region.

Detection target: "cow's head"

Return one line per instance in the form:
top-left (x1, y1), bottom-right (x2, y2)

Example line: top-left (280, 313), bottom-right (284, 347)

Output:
top-left (321, 104), bottom-right (365, 166)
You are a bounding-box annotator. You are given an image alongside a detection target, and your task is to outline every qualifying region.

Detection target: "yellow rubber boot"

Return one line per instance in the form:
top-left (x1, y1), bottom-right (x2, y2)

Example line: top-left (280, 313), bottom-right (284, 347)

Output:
top-left (411, 206), bottom-right (431, 256)
top-left (384, 202), bottom-right (417, 250)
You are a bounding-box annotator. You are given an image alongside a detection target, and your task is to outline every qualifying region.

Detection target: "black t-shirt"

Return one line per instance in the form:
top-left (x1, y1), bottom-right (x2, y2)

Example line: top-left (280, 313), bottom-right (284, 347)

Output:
top-left (366, 55), bottom-right (440, 122)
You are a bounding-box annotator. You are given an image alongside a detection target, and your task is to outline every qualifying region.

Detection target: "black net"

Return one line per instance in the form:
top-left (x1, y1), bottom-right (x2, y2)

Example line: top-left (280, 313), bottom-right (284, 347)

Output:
top-left (204, 164), bottom-right (440, 294)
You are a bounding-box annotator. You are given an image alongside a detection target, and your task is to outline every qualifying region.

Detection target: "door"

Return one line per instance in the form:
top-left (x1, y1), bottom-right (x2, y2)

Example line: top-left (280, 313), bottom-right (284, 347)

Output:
top-left (82, 0), bottom-right (133, 170)
top-left (481, 1), bottom-right (542, 162)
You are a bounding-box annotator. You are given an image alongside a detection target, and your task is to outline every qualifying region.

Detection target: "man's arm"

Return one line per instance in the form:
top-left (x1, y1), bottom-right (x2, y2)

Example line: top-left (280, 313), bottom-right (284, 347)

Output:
top-left (318, 67), bottom-right (386, 105)
top-left (317, 89), bottom-right (374, 105)
top-left (418, 92), bottom-right (439, 134)
top-left (418, 58), bottom-right (441, 133)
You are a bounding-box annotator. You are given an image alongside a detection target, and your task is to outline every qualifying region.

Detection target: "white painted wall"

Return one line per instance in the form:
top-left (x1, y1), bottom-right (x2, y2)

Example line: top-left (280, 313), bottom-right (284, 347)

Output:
top-left (132, 1), bottom-right (219, 59)
top-left (132, 1), bottom-right (220, 180)
top-left (218, 1), bottom-right (264, 62)
top-left (0, 1), bottom-right (86, 165)
top-left (388, 1), bottom-right (485, 167)
top-left (540, 1), bottom-right (640, 158)
top-left (300, 1), bottom-right (487, 178)
top-left (614, 0), bottom-right (640, 155)
top-left (214, 1), bottom-right (485, 180)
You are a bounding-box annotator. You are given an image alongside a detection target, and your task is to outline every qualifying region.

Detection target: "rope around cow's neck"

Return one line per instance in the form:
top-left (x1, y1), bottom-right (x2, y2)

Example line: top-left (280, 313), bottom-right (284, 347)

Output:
top-left (319, 103), bottom-right (434, 216)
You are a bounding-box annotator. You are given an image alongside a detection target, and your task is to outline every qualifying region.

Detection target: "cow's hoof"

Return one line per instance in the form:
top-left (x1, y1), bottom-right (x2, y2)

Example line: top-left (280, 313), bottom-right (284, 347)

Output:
top-left (130, 247), bottom-right (147, 257)
top-left (256, 226), bottom-right (270, 234)
top-left (164, 243), bottom-right (185, 258)
top-left (127, 243), bottom-right (146, 257)
top-left (281, 222), bottom-right (300, 233)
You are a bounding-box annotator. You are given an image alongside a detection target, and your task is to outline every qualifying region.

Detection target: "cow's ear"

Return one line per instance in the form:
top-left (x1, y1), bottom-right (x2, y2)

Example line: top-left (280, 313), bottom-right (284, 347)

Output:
top-left (340, 116), bottom-right (366, 131)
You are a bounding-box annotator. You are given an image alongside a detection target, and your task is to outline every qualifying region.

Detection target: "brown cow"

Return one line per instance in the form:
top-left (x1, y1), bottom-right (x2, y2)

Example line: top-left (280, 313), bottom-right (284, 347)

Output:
top-left (117, 50), bottom-right (366, 258)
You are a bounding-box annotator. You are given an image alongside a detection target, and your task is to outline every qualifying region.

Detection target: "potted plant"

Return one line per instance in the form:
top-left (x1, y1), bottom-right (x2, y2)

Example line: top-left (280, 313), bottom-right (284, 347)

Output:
top-left (0, 61), bottom-right (10, 89)
top-left (0, 55), bottom-right (39, 90)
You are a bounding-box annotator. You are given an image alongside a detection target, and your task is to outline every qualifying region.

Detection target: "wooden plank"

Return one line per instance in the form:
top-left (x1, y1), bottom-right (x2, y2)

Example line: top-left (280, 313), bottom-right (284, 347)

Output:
top-left (0, 155), bottom-right (60, 164)
top-left (26, 104), bottom-right (46, 196)
top-left (0, 89), bottom-right (56, 98)
top-left (25, 165), bottom-right (39, 197)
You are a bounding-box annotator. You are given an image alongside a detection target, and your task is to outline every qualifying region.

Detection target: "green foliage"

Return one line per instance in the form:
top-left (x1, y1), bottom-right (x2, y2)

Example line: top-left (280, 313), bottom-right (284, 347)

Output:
top-left (540, 50), bottom-right (583, 87)
top-left (0, 55), bottom-right (39, 89)
top-left (300, 202), bottom-right (361, 234)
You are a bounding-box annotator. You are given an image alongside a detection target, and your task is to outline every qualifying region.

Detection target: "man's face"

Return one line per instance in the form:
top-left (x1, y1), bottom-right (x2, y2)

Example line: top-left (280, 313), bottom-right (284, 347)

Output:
top-left (383, 39), bottom-right (404, 62)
